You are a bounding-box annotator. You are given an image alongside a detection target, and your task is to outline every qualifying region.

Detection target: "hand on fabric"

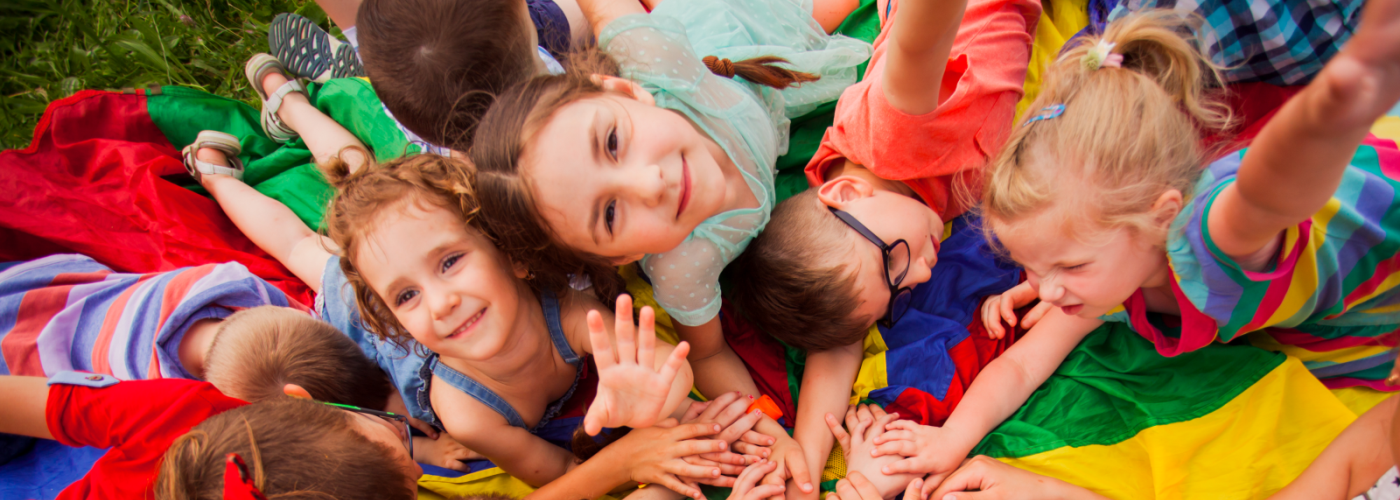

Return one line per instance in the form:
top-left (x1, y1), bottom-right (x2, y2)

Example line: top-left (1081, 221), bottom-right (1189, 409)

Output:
top-left (682, 392), bottom-right (775, 462)
top-left (587, 294), bottom-right (692, 435)
top-left (930, 456), bottom-right (1105, 500)
top-left (762, 425), bottom-right (815, 500)
top-left (826, 472), bottom-right (926, 500)
top-left (870, 418), bottom-right (971, 489)
top-left (412, 433), bottom-right (480, 472)
top-left (611, 419), bottom-right (733, 499)
top-left (980, 282), bottom-right (1049, 339)
top-left (828, 405), bottom-right (916, 499)
top-left (729, 461), bottom-right (788, 500)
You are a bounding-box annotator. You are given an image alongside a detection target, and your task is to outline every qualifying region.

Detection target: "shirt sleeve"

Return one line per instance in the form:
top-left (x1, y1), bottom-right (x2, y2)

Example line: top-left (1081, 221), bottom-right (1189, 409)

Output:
top-left (641, 237), bottom-right (727, 326)
top-left (46, 378), bottom-right (244, 450)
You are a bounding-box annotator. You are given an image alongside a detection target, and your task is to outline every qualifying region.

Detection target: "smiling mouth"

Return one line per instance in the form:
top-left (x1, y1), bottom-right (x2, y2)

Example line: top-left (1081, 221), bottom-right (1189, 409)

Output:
top-left (676, 155), bottom-right (691, 219)
top-left (447, 308), bottom-right (486, 340)
top-left (1060, 304), bottom-right (1084, 315)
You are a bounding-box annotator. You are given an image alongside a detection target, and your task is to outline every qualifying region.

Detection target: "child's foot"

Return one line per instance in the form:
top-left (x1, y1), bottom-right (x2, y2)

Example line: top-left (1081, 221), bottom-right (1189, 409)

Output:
top-left (260, 69), bottom-right (310, 127)
top-left (194, 148), bottom-right (231, 187)
top-left (268, 12), bottom-right (364, 83)
top-left (181, 130), bottom-right (245, 184)
top-left (245, 54), bottom-right (304, 143)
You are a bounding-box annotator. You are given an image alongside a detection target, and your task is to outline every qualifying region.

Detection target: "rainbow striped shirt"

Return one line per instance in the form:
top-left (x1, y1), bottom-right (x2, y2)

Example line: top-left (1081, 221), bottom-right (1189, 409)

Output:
top-left (0, 254), bottom-right (299, 380)
top-left (1103, 136), bottom-right (1400, 389)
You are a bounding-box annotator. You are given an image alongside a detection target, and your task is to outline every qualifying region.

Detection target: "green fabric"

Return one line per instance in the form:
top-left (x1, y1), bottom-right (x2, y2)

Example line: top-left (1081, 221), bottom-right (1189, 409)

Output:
top-left (146, 79), bottom-right (419, 230)
top-left (971, 322), bottom-right (1284, 459)
top-left (771, 0), bottom-right (881, 204)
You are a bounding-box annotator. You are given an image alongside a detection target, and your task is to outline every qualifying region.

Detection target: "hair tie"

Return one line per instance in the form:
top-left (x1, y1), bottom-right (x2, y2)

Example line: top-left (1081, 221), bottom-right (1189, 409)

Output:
top-left (1023, 104), bottom-right (1066, 126)
top-left (1082, 40), bottom-right (1122, 71)
top-left (224, 454), bottom-right (268, 500)
top-left (703, 56), bottom-right (736, 78)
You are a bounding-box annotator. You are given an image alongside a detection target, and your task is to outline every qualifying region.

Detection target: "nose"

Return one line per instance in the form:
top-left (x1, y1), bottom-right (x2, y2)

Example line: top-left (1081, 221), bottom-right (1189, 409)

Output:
top-left (1037, 274), bottom-right (1065, 303)
top-left (904, 256), bottom-right (934, 288)
top-left (621, 161), bottom-right (667, 208)
top-left (426, 285), bottom-right (461, 321)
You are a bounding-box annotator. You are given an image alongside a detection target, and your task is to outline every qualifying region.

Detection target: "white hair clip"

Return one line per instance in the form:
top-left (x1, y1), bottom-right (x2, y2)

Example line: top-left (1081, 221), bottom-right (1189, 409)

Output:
top-left (1082, 40), bottom-right (1123, 71)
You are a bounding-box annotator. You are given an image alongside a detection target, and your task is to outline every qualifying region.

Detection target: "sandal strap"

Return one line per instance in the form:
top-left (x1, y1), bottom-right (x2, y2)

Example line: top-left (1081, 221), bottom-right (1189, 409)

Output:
top-left (264, 79), bottom-right (306, 118)
top-left (191, 158), bottom-right (245, 179)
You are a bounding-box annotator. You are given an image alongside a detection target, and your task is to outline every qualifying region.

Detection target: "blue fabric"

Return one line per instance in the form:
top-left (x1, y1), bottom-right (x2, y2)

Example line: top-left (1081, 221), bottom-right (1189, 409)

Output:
top-left (1107, 0), bottom-right (1361, 85)
top-left (877, 215), bottom-right (1022, 400)
top-left (318, 256), bottom-right (433, 423)
top-left (0, 439), bottom-right (106, 500)
top-left (528, 0), bottom-right (573, 59)
top-left (420, 291), bottom-right (583, 431)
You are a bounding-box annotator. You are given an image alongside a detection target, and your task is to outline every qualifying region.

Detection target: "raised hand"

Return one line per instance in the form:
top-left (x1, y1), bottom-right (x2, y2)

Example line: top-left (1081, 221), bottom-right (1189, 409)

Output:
top-left (827, 405), bottom-right (916, 498)
top-left (585, 294), bottom-right (691, 435)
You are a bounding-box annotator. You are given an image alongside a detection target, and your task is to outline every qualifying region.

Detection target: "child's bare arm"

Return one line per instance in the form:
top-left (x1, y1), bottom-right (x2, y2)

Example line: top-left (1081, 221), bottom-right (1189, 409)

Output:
top-left (792, 342), bottom-right (864, 498)
top-left (882, 0), bottom-right (969, 115)
top-left (677, 318), bottom-right (763, 402)
top-left (0, 376), bottom-right (53, 440)
top-left (872, 310), bottom-right (1101, 484)
top-left (449, 415), bottom-right (579, 487)
top-left (526, 421), bottom-right (732, 500)
top-left (201, 174), bottom-right (336, 293)
top-left (1210, 0), bottom-right (1400, 262)
top-left (1269, 395), bottom-right (1398, 500)
top-left (576, 0), bottom-right (646, 39)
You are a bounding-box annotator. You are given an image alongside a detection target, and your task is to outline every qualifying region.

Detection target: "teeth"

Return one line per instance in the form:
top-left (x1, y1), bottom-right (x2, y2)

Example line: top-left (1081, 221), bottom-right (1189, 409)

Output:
top-left (451, 309), bottom-right (484, 338)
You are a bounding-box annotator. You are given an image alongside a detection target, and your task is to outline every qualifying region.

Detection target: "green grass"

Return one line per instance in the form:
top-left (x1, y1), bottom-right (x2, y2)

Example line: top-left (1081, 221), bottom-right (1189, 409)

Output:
top-left (0, 0), bottom-right (341, 150)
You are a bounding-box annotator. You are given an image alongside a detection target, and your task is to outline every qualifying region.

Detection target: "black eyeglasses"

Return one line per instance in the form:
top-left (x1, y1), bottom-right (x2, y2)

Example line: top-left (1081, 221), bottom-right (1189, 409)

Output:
top-left (322, 402), bottom-right (414, 458)
top-left (829, 207), bottom-right (913, 328)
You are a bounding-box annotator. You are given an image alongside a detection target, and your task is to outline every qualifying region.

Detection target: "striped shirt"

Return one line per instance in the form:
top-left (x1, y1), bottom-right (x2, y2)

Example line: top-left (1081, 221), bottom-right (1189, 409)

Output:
top-left (0, 254), bottom-right (301, 379)
top-left (1102, 137), bottom-right (1400, 389)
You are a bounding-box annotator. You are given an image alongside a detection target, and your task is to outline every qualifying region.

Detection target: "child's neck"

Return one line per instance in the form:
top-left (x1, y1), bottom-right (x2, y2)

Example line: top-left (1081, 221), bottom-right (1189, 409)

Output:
top-left (826, 159), bottom-right (920, 198)
top-left (178, 317), bottom-right (222, 380)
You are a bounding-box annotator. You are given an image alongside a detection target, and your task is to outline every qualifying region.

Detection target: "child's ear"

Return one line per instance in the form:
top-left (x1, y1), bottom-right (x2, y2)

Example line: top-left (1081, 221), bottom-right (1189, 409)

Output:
top-left (816, 176), bottom-right (876, 210)
top-left (282, 384), bottom-right (313, 400)
top-left (1151, 189), bottom-right (1184, 229)
top-left (510, 259), bottom-right (531, 280)
top-left (591, 74), bottom-right (656, 107)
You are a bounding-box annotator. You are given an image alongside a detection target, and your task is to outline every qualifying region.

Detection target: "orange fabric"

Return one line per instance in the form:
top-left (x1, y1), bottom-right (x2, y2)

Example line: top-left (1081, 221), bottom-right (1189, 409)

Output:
top-left (805, 0), bottom-right (1040, 218)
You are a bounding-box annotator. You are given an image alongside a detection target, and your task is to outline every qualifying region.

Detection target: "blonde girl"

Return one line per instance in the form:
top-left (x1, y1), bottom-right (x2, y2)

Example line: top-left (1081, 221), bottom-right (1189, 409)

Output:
top-left (850, 1), bottom-right (1400, 492)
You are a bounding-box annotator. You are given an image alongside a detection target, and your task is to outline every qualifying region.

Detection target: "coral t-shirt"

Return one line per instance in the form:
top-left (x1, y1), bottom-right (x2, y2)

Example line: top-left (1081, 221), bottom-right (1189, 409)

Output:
top-left (46, 376), bottom-right (247, 500)
top-left (805, 0), bottom-right (1039, 219)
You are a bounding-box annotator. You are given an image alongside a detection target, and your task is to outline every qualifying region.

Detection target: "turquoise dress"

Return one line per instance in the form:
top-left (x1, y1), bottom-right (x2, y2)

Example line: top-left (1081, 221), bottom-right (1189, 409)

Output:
top-left (598, 2), bottom-right (870, 326)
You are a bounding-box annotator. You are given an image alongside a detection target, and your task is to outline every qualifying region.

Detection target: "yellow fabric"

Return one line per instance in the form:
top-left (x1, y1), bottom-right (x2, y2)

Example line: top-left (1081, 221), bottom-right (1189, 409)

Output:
top-left (622, 265), bottom-right (681, 346)
top-left (1374, 115), bottom-right (1400, 143)
top-left (1015, 0), bottom-right (1090, 120)
top-left (997, 358), bottom-right (1354, 500)
top-left (416, 467), bottom-right (627, 500)
top-left (822, 442), bottom-right (849, 482)
top-left (1331, 386), bottom-right (1395, 416)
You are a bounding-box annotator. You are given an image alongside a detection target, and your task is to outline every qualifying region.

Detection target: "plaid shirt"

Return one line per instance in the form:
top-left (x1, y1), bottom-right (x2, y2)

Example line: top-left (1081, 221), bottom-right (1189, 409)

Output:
top-left (1109, 0), bottom-right (1362, 85)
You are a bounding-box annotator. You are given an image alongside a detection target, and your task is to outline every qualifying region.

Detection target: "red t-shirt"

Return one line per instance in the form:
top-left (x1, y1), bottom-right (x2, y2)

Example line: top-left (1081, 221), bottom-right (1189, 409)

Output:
top-left (46, 378), bottom-right (247, 500)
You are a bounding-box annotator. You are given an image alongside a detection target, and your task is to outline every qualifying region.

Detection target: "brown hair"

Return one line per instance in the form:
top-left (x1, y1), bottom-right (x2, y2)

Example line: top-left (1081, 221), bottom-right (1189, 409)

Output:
top-left (470, 49), bottom-right (818, 303)
top-left (982, 11), bottom-right (1233, 244)
top-left (357, 0), bottom-right (537, 151)
top-left (155, 396), bottom-right (414, 500)
top-left (728, 189), bottom-right (869, 351)
top-left (321, 150), bottom-right (481, 349)
top-left (202, 306), bottom-right (393, 409)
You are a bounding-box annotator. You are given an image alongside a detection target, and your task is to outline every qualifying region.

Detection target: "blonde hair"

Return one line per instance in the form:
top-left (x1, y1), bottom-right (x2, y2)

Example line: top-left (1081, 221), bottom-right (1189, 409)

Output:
top-left (203, 306), bottom-right (393, 409)
top-left (982, 11), bottom-right (1233, 243)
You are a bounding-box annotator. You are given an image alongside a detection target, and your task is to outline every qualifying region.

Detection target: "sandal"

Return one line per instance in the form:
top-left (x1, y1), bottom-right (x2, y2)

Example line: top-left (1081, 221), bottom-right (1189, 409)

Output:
top-left (245, 53), bottom-right (304, 143)
top-left (181, 130), bottom-right (246, 183)
top-left (268, 13), bottom-right (365, 83)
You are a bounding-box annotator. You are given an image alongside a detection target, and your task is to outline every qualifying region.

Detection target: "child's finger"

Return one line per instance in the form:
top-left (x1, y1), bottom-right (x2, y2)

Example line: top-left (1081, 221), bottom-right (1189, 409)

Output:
top-left (904, 477), bottom-right (926, 500)
top-left (695, 451), bottom-right (750, 467)
top-left (733, 460), bottom-right (777, 494)
top-left (872, 429), bottom-right (912, 445)
top-left (637, 305), bottom-right (656, 368)
top-left (701, 392), bottom-right (743, 422)
top-left (884, 419), bottom-right (918, 432)
top-left (657, 341), bottom-right (690, 388)
top-left (1000, 293), bottom-right (1019, 328)
top-left (826, 412), bottom-right (852, 450)
top-left (738, 429), bottom-right (776, 446)
top-left (866, 410), bottom-right (899, 441)
top-left (1023, 302), bottom-right (1053, 329)
top-left (587, 310), bottom-right (615, 368)
top-left (718, 410), bottom-right (765, 443)
top-left (652, 473), bottom-right (703, 500)
top-left (614, 294), bottom-right (637, 365)
top-left (683, 400), bottom-right (713, 423)
top-left (742, 484), bottom-right (786, 500)
top-left (662, 459), bottom-right (723, 480)
top-left (983, 300), bottom-right (1005, 338)
top-left (732, 441), bottom-right (771, 459)
top-left (406, 416), bottom-right (439, 439)
top-left (583, 399), bottom-right (610, 436)
top-left (668, 422), bottom-right (727, 442)
top-left (783, 447), bottom-right (816, 494)
top-left (882, 457), bottom-right (931, 476)
top-left (871, 439), bottom-right (917, 458)
top-left (712, 394), bottom-right (753, 428)
top-left (846, 472), bottom-right (884, 500)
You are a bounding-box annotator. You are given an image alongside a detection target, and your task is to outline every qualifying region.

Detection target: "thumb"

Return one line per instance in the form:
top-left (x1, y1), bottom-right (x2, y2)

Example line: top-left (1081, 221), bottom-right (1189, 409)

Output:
top-left (584, 400), bottom-right (609, 436)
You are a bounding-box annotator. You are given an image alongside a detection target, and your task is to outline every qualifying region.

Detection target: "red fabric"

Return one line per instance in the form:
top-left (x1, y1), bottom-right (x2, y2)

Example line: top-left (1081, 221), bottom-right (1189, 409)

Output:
top-left (0, 90), bottom-right (313, 306)
top-left (806, 0), bottom-right (1040, 219)
top-left (882, 300), bottom-right (1023, 426)
top-left (1204, 82), bottom-right (1305, 155)
top-left (46, 378), bottom-right (247, 500)
top-left (721, 301), bottom-right (798, 421)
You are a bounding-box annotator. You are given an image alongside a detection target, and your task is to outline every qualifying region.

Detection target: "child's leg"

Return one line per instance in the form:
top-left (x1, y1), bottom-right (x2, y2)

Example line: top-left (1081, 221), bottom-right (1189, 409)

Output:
top-left (194, 148), bottom-right (337, 293)
top-left (315, 0), bottom-right (362, 32)
top-left (259, 71), bottom-right (370, 173)
top-left (813, 0), bottom-right (861, 33)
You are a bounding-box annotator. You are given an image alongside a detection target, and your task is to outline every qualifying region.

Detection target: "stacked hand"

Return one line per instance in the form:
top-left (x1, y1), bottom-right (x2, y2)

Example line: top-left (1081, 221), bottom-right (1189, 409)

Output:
top-left (613, 419), bottom-right (733, 499)
top-left (679, 392), bottom-right (778, 486)
top-left (586, 294), bottom-right (691, 435)
top-left (825, 405), bottom-right (916, 499)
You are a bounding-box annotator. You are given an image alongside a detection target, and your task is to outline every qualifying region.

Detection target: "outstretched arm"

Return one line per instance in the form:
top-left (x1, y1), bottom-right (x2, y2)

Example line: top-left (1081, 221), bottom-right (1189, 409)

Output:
top-left (871, 310), bottom-right (1101, 484)
top-left (200, 174), bottom-right (336, 293)
top-left (1209, 0), bottom-right (1400, 262)
top-left (1269, 395), bottom-right (1398, 500)
top-left (576, 0), bottom-right (646, 38)
top-left (0, 376), bottom-right (52, 440)
top-left (882, 0), bottom-right (969, 114)
top-left (791, 343), bottom-right (864, 499)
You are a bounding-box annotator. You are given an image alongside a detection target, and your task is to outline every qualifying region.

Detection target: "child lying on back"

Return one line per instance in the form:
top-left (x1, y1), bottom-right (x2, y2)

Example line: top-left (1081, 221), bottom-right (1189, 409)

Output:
top-left (726, 0), bottom-right (1039, 487)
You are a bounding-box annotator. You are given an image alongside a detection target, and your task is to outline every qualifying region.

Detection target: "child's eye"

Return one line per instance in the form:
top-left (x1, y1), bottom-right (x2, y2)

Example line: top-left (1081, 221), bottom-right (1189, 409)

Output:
top-left (606, 128), bottom-right (618, 159)
top-left (604, 200), bottom-right (617, 234)
top-left (394, 289), bottom-right (418, 306)
top-left (442, 253), bottom-right (462, 273)
top-left (1063, 263), bottom-right (1087, 271)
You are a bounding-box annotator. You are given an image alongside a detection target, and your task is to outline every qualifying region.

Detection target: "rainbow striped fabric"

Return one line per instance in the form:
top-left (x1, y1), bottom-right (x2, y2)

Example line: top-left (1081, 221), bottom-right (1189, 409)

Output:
top-left (0, 254), bottom-right (299, 379)
top-left (1101, 133), bottom-right (1400, 390)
